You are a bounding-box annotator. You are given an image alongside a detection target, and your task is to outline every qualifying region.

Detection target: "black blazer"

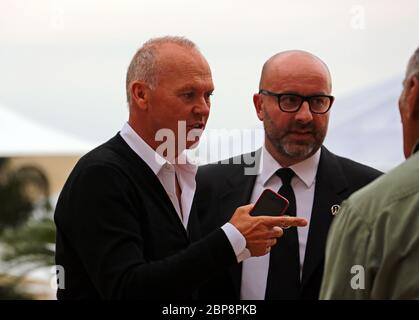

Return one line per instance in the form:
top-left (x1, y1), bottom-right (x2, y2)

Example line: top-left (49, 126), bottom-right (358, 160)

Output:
top-left (54, 133), bottom-right (237, 299)
top-left (195, 146), bottom-right (382, 300)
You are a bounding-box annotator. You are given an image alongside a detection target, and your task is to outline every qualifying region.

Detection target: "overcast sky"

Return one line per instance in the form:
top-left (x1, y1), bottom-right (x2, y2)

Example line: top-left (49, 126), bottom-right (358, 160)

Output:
top-left (1, 0), bottom-right (418, 144)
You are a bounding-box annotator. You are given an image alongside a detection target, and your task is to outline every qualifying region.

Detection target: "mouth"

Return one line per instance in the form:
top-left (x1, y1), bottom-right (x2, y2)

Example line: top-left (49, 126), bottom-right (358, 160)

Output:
top-left (287, 131), bottom-right (313, 139)
top-left (187, 123), bottom-right (205, 130)
top-left (289, 130), bottom-right (312, 135)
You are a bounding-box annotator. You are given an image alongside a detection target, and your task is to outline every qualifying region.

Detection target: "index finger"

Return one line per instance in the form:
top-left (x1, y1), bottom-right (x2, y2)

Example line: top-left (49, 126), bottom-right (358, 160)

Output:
top-left (262, 216), bottom-right (308, 227)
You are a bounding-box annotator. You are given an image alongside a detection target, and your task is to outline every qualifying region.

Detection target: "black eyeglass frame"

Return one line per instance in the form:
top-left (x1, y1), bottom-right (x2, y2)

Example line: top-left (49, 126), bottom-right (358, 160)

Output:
top-left (259, 89), bottom-right (335, 114)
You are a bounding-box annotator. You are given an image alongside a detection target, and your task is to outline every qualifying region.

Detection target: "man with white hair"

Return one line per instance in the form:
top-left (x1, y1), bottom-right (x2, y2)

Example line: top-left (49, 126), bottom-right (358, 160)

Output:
top-left (320, 46), bottom-right (419, 299)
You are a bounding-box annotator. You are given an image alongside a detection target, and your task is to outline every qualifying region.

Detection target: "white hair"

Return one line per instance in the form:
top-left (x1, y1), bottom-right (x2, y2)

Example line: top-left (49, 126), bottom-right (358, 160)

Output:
top-left (406, 46), bottom-right (419, 79)
top-left (125, 36), bottom-right (198, 103)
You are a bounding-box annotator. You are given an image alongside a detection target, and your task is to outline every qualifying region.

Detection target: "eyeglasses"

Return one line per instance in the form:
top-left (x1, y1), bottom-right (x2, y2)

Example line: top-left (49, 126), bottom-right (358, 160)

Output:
top-left (259, 89), bottom-right (334, 114)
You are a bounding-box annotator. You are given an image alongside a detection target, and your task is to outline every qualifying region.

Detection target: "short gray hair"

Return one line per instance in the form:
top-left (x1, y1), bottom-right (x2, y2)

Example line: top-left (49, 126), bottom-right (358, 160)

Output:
top-left (126, 36), bottom-right (198, 103)
top-left (406, 46), bottom-right (419, 79)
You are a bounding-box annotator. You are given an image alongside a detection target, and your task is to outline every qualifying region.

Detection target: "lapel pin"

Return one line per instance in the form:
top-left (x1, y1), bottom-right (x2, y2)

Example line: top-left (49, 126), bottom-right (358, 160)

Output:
top-left (331, 205), bottom-right (340, 216)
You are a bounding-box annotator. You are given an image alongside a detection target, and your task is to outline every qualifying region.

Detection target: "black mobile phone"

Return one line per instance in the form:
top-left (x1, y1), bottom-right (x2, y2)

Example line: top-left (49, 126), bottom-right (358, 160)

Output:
top-left (250, 189), bottom-right (289, 216)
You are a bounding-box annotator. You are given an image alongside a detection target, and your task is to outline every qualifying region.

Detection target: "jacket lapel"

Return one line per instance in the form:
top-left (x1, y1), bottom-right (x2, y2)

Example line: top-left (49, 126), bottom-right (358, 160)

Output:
top-left (301, 147), bottom-right (348, 288)
top-left (187, 200), bottom-right (201, 242)
top-left (116, 133), bottom-right (189, 240)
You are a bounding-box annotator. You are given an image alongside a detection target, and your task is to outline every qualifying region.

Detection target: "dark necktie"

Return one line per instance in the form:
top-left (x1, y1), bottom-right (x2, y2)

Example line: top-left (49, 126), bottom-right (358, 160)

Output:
top-left (265, 168), bottom-right (301, 300)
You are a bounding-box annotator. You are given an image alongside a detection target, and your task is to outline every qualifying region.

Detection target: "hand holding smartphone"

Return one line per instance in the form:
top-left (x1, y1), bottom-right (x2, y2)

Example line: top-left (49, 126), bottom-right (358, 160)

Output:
top-left (229, 190), bottom-right (306, 256)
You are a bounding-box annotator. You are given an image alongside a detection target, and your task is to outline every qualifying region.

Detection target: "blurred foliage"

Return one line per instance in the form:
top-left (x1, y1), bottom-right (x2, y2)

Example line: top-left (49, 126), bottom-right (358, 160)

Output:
top-left (0, 158), bottom-right (51, 228)
top-left (0, 157), bottom-right (55, 299)
top-left (1, 217), bottom-right (55, 268)
top-left (0, 281), bottom-right (32, 300)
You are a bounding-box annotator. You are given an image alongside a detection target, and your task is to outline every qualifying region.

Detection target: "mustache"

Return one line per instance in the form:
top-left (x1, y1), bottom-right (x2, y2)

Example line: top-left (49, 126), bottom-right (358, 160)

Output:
top-left (286, 122), bottom-right (315, 132)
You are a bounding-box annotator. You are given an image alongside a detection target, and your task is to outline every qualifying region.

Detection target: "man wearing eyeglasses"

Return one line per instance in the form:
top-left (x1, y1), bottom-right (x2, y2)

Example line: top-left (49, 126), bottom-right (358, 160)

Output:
top-left (195, 50), bottom-right (382, 300)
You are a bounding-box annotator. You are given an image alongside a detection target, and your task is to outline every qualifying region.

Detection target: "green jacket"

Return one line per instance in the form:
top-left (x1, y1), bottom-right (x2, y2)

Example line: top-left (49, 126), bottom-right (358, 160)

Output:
top-left (320, 144), bottom-right (419, 299)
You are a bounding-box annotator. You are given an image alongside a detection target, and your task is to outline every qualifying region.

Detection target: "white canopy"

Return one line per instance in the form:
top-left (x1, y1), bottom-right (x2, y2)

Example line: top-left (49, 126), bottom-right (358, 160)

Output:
top-left (0, 104), bottom-right (94, 156)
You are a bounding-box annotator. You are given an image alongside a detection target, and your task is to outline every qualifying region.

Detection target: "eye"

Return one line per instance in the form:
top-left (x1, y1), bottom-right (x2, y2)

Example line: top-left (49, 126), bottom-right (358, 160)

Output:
top-left (181, 92), bottom-right (195, 100)
top-left (205, 91), bottom-right (213, 101)
top-left (281, 95), bottom-right (300, 106)
top-left (312, 97), bottom-right (327, 106)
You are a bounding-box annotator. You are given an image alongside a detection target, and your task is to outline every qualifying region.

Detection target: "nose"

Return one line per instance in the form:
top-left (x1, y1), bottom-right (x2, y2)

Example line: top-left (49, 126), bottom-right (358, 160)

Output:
top-left (294, 101), bottom-right (313, 124)
top-left (193, 97), bottom-right (210, 118)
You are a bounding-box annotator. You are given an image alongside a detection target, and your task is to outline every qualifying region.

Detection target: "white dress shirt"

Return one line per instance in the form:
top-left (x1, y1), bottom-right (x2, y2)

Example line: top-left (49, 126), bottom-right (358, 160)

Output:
top-left (240, 144), bottom-right (321, 300)
top-left (120, 122), bottom-right (248, 261)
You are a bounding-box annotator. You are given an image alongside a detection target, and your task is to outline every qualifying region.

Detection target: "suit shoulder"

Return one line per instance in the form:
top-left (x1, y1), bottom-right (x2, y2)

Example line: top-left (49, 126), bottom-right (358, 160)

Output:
top-left (333, 154), bottom-right (383, 187)
top-left (197, 151), bottom-right (259, 182)
top-left (67, 134), bottom-right (135, 184)
top-left (353, 153), bottom-right (419, 205)
top-left (197, 162), bottom-right (228, 179)
top-left (336, 154), bottom-right (382, 175)
top-left (76, 134), bottom-right (128, 167)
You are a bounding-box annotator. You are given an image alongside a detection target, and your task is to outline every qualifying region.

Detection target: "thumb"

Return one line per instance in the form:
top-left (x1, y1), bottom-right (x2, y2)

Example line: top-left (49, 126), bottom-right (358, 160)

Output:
top-left (238, 204), bottom-right (255, 215)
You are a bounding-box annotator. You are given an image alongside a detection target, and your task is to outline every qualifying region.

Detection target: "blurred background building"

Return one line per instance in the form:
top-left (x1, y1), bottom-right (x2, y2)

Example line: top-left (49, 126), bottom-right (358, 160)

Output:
top-left (0, 104), bottom-right (92, 299)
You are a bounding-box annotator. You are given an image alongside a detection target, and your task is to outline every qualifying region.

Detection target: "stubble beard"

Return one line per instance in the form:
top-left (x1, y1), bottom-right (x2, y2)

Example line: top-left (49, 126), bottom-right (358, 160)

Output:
top-left (263, 112), bottom-right (327, 163)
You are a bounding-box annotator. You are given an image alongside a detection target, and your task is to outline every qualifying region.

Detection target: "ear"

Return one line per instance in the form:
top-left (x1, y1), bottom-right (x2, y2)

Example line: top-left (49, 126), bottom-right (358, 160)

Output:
top-left (405, 75), bottom-right (419, 120)
top-left (410, 76), bottom-right (419, 119)
top-left (130, 81), bottom-right (149, 111)
top-left (253, 93), bottom-right (264, 121)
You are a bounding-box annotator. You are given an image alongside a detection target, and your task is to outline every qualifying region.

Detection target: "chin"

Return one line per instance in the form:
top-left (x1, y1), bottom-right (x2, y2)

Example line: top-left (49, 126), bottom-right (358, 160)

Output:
top-left (186, 138), bottom-right (200, 150)
top-left (283, 144), bottom-right (316, 159)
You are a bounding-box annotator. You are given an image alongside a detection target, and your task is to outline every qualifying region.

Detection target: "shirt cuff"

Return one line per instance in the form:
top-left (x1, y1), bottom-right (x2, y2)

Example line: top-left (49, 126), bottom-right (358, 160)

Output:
top-left (221, 223), bottom-right (251, 263)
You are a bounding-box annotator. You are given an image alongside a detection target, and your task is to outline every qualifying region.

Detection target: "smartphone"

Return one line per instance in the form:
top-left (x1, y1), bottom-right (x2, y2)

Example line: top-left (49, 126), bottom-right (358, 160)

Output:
top-left (250, 189), bottom-right (289, 216)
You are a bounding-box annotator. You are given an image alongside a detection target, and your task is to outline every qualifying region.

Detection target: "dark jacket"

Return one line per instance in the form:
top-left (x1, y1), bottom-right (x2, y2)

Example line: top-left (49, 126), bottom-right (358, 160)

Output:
top-left (55, 133), bottom-right (236, 299)
top-left (195, 146), bottom-right (382, 300)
